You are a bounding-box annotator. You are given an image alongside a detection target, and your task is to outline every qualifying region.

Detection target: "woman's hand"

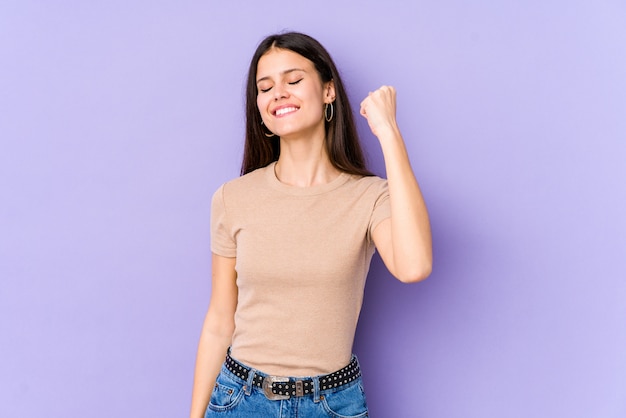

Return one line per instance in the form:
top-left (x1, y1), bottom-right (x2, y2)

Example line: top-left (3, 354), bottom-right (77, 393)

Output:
top-left (359, 85), bottom-right (399, 139)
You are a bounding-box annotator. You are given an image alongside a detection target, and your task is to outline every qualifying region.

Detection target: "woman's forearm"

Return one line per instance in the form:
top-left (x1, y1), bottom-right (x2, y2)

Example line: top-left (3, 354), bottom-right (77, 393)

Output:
top-left (190, 254), bottom-right (238, 417)
top-left (379, 126), bottom-right (432, 282)
top-left (189, 326), bottom-right (232, 418)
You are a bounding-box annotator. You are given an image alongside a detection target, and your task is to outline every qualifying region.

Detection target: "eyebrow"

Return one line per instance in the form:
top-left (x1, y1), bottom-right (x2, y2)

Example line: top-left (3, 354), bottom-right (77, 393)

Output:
top-left (256, 68), bottom-right (306, 84)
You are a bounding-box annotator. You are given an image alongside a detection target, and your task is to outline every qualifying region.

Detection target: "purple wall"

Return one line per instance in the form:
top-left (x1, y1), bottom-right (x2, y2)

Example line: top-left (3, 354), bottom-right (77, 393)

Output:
top-left (1, 1), bottom-right (625, 417)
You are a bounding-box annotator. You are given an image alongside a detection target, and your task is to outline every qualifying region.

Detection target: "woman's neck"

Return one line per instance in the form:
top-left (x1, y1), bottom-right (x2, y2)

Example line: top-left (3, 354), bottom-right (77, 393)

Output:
top-left (275, 136), bottom-right (340, 188)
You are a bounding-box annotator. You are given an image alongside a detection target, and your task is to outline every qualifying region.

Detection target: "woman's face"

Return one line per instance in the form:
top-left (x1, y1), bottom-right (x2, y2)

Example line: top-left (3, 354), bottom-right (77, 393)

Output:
top-left (256, 48), bottom-right (334, 139)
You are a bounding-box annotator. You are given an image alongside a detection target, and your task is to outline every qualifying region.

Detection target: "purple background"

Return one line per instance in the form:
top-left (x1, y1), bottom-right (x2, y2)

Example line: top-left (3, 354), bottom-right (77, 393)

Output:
top-left (1, 1), bottom-right (625, 417)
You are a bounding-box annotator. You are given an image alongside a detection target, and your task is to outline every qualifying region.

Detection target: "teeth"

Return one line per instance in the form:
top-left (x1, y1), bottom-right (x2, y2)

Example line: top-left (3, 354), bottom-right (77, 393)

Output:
top-left (276, 107), bottom-right (298, 116)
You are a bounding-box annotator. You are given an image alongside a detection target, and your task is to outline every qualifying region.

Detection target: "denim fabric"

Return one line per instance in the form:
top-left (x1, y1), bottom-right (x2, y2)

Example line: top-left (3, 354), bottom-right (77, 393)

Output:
top-left (204, 358), bottom-right (369, 417)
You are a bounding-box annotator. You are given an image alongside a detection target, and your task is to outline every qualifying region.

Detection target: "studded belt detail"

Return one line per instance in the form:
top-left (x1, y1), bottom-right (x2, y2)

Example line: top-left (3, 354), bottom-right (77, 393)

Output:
top-left (224, 352), bottom-right (361, 400)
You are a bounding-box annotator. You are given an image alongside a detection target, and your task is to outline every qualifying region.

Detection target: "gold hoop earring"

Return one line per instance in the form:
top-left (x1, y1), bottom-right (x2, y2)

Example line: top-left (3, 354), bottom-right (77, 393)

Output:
top-left (261, 120), bottom-right (275, 137)
top-left (324, 102), bottom-right (334, 122)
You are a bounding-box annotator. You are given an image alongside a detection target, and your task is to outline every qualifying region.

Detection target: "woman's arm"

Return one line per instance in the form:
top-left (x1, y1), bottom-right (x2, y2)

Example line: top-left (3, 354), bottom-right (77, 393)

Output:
top-left (360, 86), bottom-right (433, 283)
top-left (189, 254), bottom-right (238, 418)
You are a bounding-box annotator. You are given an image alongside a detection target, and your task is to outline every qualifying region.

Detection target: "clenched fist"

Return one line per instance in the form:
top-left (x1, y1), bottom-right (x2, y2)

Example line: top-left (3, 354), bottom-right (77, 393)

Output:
top-left (359, 85), bottom-right (399, 139)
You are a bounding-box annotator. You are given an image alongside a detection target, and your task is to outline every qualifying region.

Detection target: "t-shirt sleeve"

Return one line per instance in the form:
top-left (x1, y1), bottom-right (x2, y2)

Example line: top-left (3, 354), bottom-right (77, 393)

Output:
top-left (368, 179), bottom-right (391, 243)
top-left (210, 184), bottom-right (237, 257)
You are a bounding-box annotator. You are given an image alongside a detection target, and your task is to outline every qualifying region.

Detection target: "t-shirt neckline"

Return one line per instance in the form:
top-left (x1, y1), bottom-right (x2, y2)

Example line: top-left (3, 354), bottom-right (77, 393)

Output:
top-left (266, 162), bottom-right (351, 196)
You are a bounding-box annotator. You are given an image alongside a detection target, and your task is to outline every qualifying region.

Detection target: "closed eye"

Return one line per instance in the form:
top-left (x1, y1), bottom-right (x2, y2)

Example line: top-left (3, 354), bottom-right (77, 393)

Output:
top-left (258, 78), bottom-right (302, 93)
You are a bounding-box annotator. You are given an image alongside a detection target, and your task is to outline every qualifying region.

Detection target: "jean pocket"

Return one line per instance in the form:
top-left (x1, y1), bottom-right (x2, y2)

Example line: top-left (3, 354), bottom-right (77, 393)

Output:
top-left (207, 372), bottom-right (244, 412)
top-left (321, 381), bottom-right (369, 418)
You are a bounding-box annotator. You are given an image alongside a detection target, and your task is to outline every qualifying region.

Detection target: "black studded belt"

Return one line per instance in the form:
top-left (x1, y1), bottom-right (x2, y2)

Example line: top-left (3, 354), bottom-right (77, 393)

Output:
top-left (224, 352), bottom-right (361, 401)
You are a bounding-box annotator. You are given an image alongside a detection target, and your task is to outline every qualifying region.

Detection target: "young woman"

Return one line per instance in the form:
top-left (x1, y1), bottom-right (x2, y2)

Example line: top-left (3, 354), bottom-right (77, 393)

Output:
top-left (190, 32), bottom-right (432, 417)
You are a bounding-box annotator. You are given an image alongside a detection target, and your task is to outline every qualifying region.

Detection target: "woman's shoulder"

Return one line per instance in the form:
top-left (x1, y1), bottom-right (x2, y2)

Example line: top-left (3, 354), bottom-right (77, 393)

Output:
top-left (214, 164), bottom-right (273, 197)
top-left (347, 173), bottom-right (388, 192)
top-left (331, 173), bottom-right (388, 204)
top-left (355, 173), bottom-right (386, 184)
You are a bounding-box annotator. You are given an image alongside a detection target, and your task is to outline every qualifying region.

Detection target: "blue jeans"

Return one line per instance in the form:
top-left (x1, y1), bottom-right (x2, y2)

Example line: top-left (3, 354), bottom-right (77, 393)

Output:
top-left (204, 357), bottom-right (369, 417)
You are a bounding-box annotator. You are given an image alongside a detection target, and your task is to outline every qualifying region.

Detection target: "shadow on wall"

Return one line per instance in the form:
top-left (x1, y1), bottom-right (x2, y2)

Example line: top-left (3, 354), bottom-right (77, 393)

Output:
top-left (353, 190), bottom-right (495, 416)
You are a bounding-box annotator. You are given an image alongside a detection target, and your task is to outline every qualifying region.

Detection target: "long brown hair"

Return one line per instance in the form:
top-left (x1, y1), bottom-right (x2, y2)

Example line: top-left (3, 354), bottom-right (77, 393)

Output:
top-left (241, 32), bottom-right (373, 177)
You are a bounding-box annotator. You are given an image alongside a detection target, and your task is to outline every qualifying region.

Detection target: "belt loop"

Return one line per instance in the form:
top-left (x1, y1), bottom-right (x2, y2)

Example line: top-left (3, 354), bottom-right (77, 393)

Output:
top-left (244, 368), bottom-right (256, 396)
top-left (312, 376), bottom-right (320, 403)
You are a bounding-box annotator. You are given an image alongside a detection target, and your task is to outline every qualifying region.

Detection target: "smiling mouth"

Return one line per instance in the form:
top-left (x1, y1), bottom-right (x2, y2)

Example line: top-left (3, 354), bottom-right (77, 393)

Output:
top-left (274, 106), bottom-right (299, 116)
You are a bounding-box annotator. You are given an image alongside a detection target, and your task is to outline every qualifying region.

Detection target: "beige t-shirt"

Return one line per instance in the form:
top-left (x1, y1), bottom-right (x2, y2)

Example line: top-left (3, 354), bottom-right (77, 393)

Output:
top-left (211, 162), bottom-right (390, 376)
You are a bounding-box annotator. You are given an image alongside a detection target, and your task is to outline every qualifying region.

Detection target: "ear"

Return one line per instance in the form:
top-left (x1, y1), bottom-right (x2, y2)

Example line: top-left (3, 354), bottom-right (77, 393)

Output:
top-left (324, 80), bottom-right (336, 103)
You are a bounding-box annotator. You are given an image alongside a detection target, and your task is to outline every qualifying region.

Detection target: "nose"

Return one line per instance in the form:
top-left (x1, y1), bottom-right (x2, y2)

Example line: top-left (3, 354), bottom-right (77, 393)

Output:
top-left (273, 83), bottom-right (289, 100)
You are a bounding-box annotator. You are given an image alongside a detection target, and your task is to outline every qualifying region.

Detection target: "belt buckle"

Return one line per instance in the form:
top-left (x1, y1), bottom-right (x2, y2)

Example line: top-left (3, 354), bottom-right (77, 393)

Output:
top-left (262, 375), bottom-right (290, 400)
